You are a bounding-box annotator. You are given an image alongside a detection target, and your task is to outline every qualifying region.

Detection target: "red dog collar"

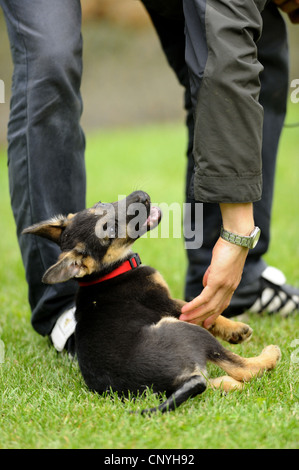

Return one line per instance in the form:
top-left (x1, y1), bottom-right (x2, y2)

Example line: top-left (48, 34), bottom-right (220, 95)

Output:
top-left (78, 253), bottom-right (141, 287)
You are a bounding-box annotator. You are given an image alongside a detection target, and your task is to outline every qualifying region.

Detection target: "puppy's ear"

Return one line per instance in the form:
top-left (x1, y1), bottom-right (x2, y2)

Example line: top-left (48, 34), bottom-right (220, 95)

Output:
top-left (42, 248), bottom-right (98, 284)
top-left (42, 250), bottom-right (84, 284)
top-left (22, 214), bottom-right (75, 244)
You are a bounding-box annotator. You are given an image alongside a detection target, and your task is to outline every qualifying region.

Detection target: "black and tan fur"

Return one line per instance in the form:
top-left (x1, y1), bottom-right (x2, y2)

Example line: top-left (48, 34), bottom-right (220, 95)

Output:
top-left (23, 191), bottom-right (281, 414)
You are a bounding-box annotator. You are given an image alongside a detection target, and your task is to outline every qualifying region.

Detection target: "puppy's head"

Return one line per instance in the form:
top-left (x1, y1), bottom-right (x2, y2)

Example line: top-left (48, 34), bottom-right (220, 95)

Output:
top-left (22, 191), bottom-right (161, 284)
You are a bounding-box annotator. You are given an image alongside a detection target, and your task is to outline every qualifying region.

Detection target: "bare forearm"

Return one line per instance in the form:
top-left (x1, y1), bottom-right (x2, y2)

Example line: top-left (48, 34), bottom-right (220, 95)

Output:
top-left (220, 202), bottom-right (255, 236)
top-left (180, 203), bottom-right (253, 328)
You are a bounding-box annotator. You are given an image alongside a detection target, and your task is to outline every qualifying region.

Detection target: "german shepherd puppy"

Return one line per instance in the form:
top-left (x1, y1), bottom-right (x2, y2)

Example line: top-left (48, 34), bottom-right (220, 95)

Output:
top-left (23, 191), bottom-right (281, 414)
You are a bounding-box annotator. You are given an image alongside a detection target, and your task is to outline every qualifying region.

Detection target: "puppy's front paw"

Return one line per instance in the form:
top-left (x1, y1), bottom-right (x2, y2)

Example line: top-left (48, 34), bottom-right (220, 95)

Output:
top-left (226, 322), bottom-right (253, 344)
top-left (208, 316), bottom-right (253, 344)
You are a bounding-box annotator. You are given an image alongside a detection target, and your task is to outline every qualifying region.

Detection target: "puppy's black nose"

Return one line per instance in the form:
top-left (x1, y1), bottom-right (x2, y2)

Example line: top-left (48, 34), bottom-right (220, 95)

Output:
top-left (128, 191), bottom-right (150, 206)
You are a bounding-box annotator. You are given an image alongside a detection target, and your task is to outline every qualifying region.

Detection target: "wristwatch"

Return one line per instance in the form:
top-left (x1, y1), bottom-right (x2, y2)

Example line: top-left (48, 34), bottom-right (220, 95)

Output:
top-left (220, 226), bottom-right (261, 249)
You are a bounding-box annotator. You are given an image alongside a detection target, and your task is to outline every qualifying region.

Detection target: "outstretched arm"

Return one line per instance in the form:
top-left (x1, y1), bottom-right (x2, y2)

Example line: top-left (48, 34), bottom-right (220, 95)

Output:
top-left (180, 0), bottom-right (267, 327)
top-left (180, 203), bottom-right (254, 328)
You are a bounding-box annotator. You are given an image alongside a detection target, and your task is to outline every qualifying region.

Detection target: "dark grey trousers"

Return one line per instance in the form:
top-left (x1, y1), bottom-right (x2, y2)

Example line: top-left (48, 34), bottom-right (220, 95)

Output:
top-left (1, 0), bottom-right (85, 335)
top-left (1, 0), bottom-right (289, 336)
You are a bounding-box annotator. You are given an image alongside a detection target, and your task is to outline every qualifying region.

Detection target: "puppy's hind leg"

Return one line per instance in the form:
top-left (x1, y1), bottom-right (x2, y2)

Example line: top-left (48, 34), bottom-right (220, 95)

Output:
top-left (141, 375), bottom-right (207, 416)
top-left (210, 345), bottom-right (281, 383)
top-left (210, 376), bottom-right (244, 391)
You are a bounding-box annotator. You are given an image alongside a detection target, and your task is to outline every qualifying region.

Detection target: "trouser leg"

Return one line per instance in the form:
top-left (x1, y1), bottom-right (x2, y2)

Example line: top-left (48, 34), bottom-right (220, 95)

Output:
top-left (185, 2), bottom-right (289, 313)
top-left (1, 0), bottom-right (86, 335)
top-left (142, 1), bottom-right (289, 313)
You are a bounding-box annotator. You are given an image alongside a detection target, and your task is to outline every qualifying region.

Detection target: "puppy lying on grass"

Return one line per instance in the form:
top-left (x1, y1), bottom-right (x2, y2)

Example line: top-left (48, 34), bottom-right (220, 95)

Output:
top-left (23, 191), bottom-right (281, 414)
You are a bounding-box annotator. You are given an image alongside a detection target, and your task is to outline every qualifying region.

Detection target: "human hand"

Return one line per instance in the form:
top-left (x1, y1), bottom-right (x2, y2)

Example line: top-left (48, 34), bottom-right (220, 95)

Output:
top-left (273, 0), bottom-right (299, 24)
top-left (180, 237), bottom-right (249, 329)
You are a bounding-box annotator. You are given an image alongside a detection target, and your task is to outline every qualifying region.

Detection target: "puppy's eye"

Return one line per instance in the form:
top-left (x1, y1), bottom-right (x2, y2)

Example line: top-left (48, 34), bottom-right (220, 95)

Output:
top-left (101, 222), bottom-right (115, 238)
top-left (109, 226), bottom-right (115, 237)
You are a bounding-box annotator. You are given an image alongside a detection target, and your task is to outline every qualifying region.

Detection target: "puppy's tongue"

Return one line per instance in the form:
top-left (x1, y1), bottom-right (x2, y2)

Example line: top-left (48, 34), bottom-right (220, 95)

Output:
top-left (144, 206), bottom-right (161, 228)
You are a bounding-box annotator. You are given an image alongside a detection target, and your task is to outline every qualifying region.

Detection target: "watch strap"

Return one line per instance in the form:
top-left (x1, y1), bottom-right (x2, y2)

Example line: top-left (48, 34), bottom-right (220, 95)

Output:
top-left (220, 226), bottom-right (258, 249)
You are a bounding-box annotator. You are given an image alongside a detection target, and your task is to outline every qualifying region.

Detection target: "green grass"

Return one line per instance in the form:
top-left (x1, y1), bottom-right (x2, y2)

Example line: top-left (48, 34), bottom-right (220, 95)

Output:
top-left (0, 110), bottom-right (298, 449)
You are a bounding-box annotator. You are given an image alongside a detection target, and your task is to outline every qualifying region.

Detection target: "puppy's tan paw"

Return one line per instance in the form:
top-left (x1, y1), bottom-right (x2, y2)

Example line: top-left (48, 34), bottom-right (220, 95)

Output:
top-left (226, 322), bottom-right (253, 344)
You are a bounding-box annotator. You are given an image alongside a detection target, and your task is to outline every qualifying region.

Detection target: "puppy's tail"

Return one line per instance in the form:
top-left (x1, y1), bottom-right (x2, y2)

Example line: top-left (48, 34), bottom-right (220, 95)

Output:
top-left (141, 375), bottom-right (207, 415)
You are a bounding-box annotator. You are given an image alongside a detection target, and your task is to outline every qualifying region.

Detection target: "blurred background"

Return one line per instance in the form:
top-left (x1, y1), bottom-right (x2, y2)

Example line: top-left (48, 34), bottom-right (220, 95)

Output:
top-left (0, 0), bottom-right (298, 145)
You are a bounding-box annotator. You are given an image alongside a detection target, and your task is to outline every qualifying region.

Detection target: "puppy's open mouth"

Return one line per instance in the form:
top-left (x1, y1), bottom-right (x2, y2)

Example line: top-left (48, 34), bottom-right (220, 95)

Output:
top-left (143, 206), bottom-right (161, 231)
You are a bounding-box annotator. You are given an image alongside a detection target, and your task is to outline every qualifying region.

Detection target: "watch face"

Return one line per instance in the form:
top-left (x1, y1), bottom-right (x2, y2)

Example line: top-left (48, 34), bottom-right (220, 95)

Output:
top-left (251, 227), bottom-right (261, 248)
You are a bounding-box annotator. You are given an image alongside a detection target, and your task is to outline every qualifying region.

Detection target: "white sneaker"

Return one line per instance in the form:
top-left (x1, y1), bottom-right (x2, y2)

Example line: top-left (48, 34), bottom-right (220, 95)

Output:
top-left (50, 306), bottom-right (77, 352)
top-left (249, 267), bottom-right (299, 317)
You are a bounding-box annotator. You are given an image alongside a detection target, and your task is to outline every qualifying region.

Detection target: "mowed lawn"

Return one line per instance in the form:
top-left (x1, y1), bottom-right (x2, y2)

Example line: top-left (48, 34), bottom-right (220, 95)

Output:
top-left (0, 108), bottom-right (298, 449)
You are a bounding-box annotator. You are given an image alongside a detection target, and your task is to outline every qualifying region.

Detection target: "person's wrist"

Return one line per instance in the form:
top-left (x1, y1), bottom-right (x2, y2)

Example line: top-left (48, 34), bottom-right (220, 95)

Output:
top-left (220, 202), bottom-right (254, 236)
